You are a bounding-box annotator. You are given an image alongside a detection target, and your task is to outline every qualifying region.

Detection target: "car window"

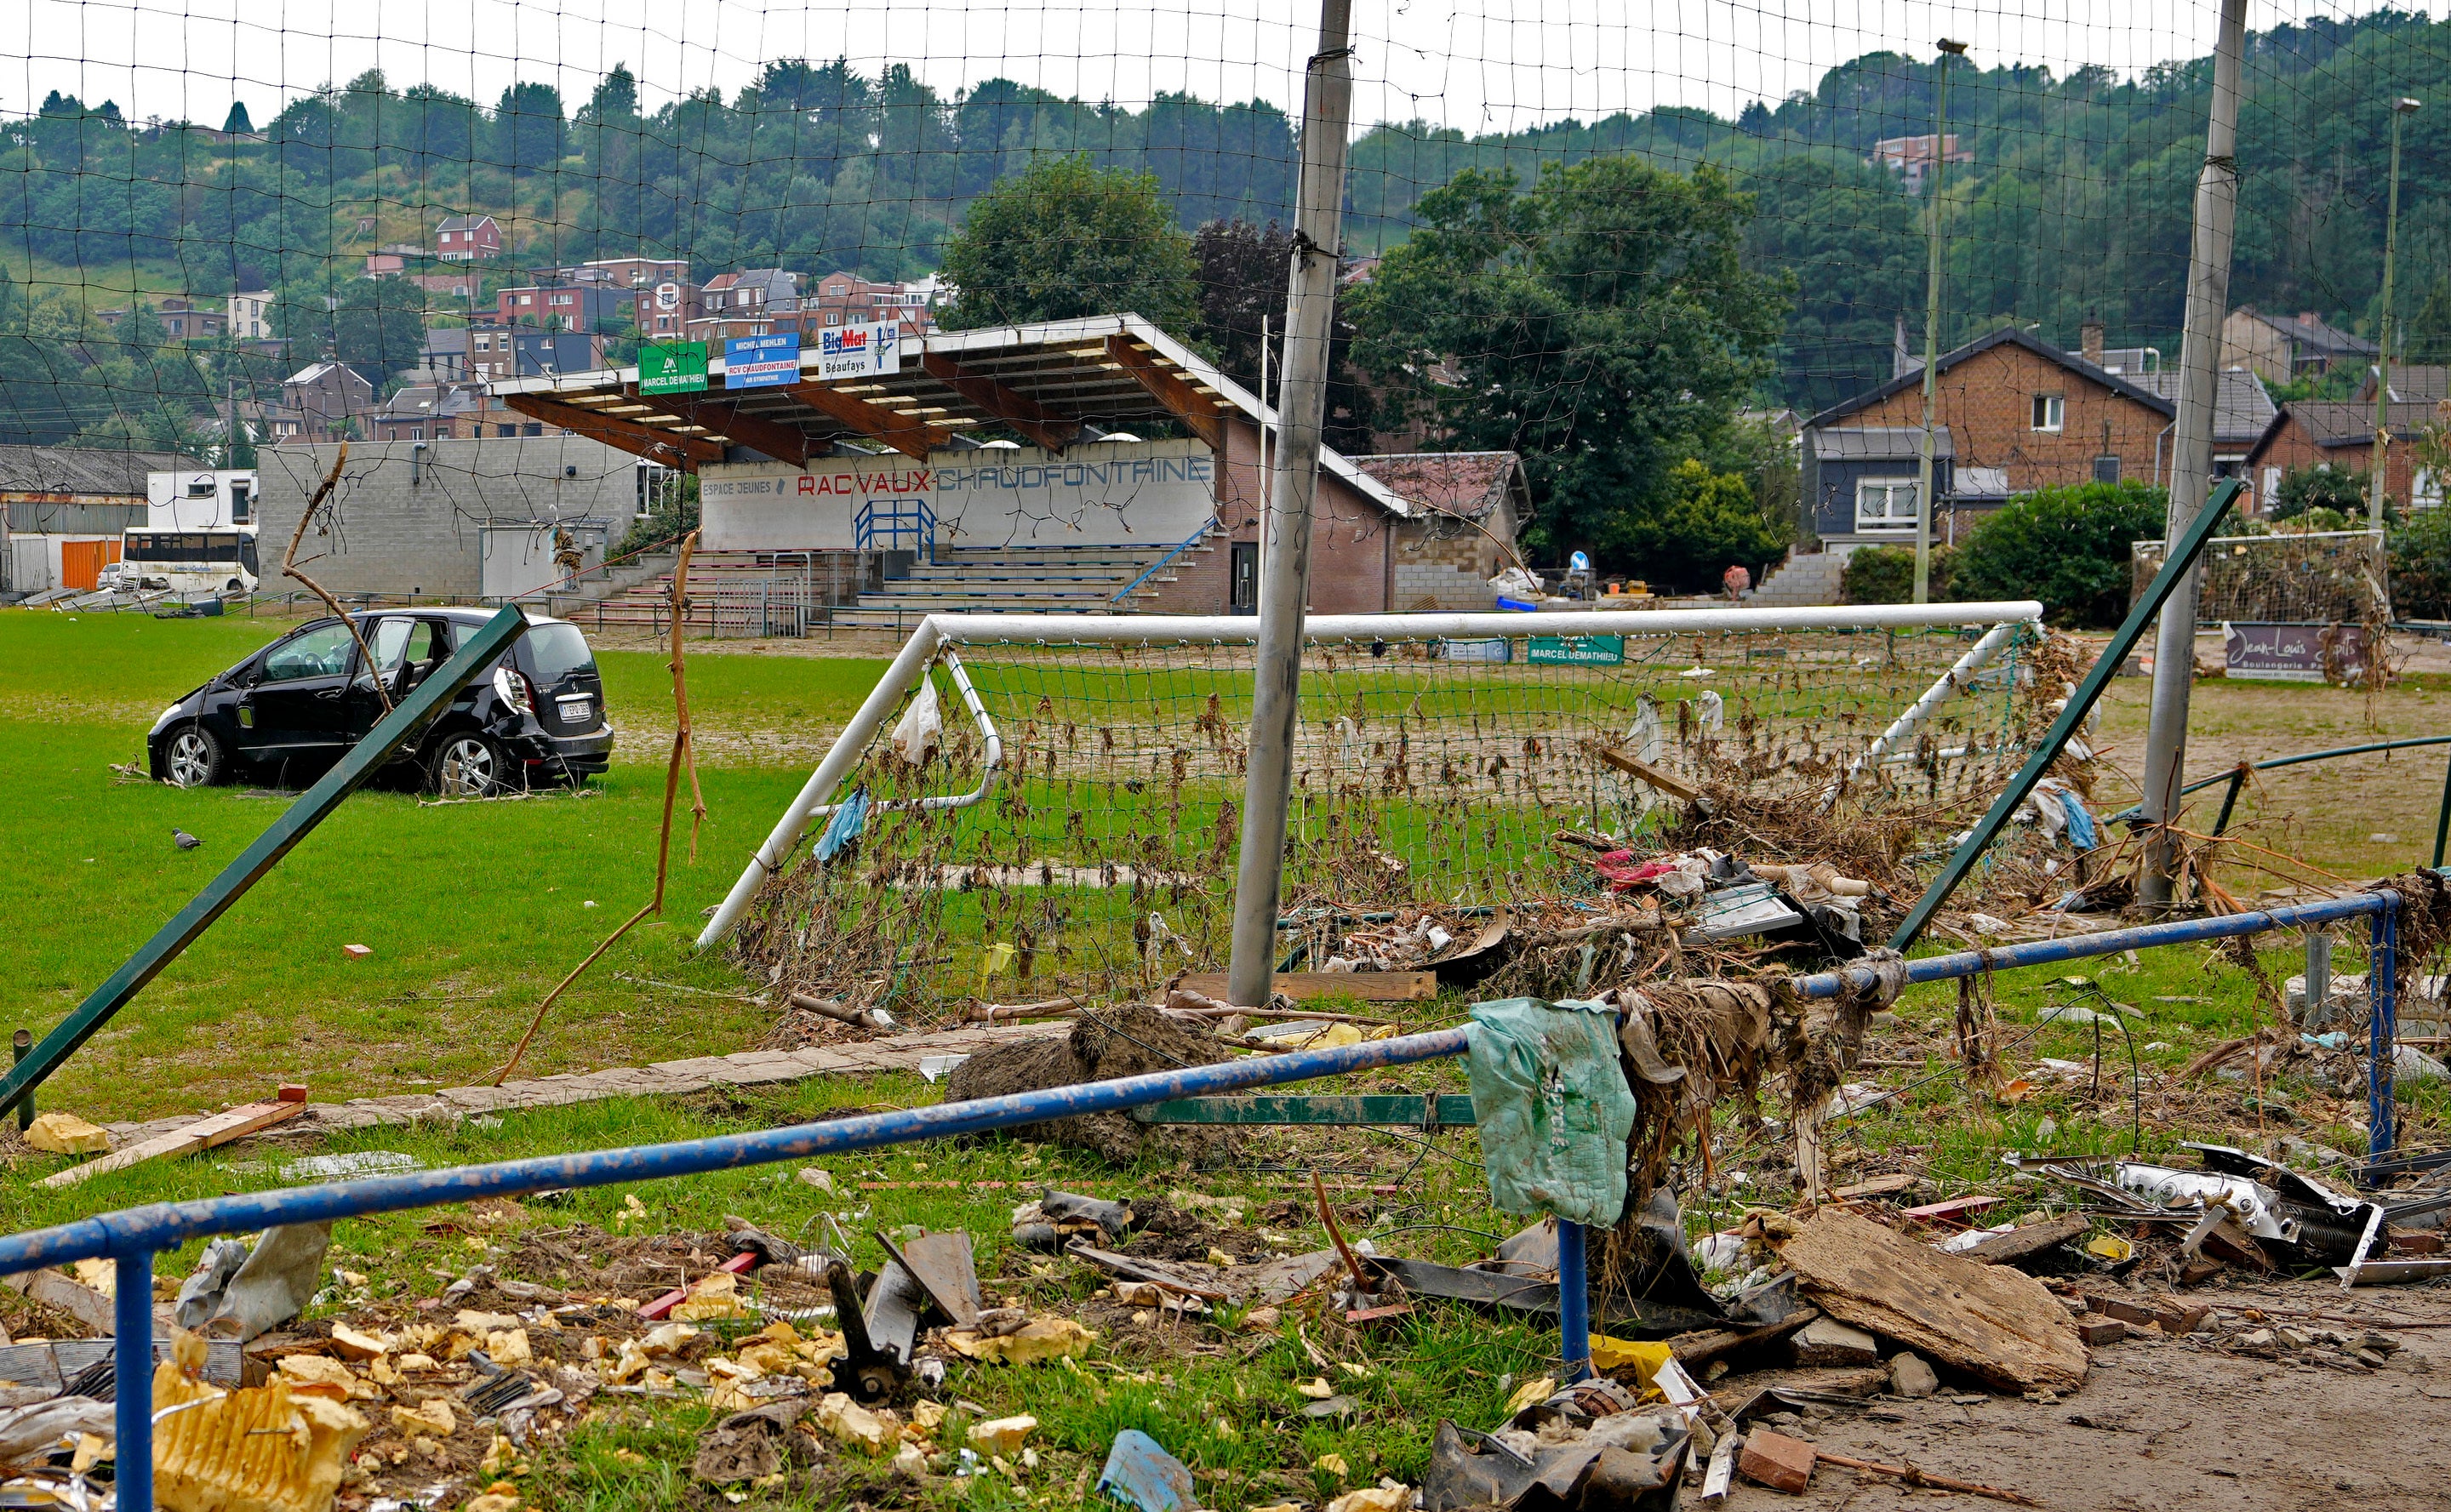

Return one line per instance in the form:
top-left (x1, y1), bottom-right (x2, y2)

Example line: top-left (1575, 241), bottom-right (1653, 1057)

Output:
top-left (524, 623), bottom-right (596, 683)
top-left (367, 618), bottom-right (414, 670)
top-left (260, 623), bottom-right (358, 682)
top-left (405, 620), bottom-right (442, 669)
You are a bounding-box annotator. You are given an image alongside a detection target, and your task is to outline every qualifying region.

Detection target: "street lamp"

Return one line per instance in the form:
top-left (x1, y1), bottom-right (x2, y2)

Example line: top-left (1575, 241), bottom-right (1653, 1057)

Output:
top-left (1913, 38), bottom-right (1969, 604)
top-left (2372, 95), bottom-right (2421, 528)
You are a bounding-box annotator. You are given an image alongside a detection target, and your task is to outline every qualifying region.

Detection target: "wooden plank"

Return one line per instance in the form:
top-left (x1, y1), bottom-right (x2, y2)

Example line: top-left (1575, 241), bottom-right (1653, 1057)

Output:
top-left (1133, 1093), bottom-right (1477, 1127)
top-left (786, 380), bottom-right (935, 460)
top-left (1103, 337), bottom-right (1225, 448)
top-left (630, 391), bottom-right (814, 465)
top-left (1960, 1214), bottom-right (2089, 1270)
top-left (1582, 741), bottom-right (1703, 802)
top-left (38, 1090), bottom-right (309, 1190)
top-left (500, 393), bottom-right (723, 468)
top-left (1898, 1194), bottom-right (2002, 1225)
top-left (919, 352), bottom-right (1083, 454)
top-left (1829, 1173), bottom-right (1919, 1201)
top-left (1774, 1207), bottom-right (2088, 1394)
top-left (1175, 971), bottom-right (1434, 1003)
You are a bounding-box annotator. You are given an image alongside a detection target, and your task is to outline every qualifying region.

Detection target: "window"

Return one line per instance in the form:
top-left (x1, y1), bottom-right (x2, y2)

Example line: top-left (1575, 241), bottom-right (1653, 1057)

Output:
top-left (367, 617), bottom-right (414, 670)
top-left (231, 483), bottom-right (251, 525)
top-left (523, 422), bottom-right (544, 436)
top-left (826, 311), bottom-right (842, 326)
top-left (2419, 469), bottom-right (2444, 511)
top-left (497, 424), bottom-right (516, 437)
top-left (2031, 394), bottom-right (2065, 432)
top-left (260, 623), bottom-right (357, 682)
top-left (2092, 454), bottom-right (2121, 484)
top-left (1855, 478), bottom-right (1918, 533)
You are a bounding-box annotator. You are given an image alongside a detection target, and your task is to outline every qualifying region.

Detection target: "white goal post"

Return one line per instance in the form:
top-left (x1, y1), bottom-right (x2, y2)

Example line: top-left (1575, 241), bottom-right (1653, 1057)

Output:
top-left (696, 601), bottom-right (2045, 954)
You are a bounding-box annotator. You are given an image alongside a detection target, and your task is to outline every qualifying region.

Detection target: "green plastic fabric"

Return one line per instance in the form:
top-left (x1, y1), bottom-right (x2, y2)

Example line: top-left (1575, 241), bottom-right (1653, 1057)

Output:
top-left (1465, 997), bottom-right (1637, 1228)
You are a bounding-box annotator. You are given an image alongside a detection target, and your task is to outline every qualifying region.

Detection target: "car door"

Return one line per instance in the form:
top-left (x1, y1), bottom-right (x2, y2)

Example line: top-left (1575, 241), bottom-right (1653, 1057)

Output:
top-left (237, 620), bottom-right (362, 761)
top-left (345, 616), bottom-right (429, 733)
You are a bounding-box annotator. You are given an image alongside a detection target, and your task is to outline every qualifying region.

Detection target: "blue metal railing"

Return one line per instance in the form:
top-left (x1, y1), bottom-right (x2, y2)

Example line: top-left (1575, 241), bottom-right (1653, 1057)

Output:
top-left (1110, 519), bottom-right (1219, 607)
top-left (855, 499), bottom-right (938, 562)
top-left (12, 893), bottom-right (2409, 1489)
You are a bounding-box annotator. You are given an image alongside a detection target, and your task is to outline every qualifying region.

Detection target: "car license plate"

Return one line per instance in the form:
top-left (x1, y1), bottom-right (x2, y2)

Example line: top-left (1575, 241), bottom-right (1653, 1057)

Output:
top-left (557, 696), bottom-right (593, 722)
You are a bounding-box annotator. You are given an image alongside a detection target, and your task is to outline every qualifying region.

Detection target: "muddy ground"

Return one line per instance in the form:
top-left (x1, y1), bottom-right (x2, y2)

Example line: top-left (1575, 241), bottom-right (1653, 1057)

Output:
top-left (1720, 1277), bottom-right (2451, 1511)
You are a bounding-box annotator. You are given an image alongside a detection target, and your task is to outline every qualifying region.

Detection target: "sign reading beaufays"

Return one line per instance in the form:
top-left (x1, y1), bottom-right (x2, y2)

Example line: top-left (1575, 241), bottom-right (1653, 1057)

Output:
top-left (723, 332), bottom-right (802, 389)
top-left (638, 341), bottom-right (707, 395)
top-left (699, 439), bottom-right (1217, 552)
top-left (815, 320), bottom-right (902, 381)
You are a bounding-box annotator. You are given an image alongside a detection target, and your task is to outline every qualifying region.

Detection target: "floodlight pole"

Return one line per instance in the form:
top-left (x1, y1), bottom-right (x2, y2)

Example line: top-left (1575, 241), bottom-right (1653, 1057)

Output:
top-left (2139, 0), bottom-right (2248, 911)
top-left (1227, 0), bottom-right (1354, 1007)
top-left (1912, 40), bottom-right (1966, 605)
top-left (2373, 97), bottom-right (2423, 528)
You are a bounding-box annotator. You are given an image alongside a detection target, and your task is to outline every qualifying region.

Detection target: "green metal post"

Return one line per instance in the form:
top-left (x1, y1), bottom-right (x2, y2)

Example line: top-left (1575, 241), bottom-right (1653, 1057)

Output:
top-left (2211, 764), bottom-right (2249, 836)
top-left (1890, 479), bottom-right (2246, 950)
top-left (2435, 746), bottom-right (2451, 868)
top-left (10, 1030), bottom-right (28, 1132)
top-left (0, 605), bottom-right (528, 1117)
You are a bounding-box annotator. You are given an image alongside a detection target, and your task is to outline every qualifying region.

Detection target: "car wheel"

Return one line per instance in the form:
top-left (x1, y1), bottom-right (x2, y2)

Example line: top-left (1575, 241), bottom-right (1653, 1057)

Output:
top-left (428, 732), bottom-right (508, 796)
top-left (163, 725), bottom-right (227, 788)
top-left (225, 578), bottom-right (243, 593)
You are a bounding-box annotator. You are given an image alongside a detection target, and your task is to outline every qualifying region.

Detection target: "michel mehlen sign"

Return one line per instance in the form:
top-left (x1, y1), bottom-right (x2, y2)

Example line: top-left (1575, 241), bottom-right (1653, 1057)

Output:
top-left (723, 332), bottom-right (802, 389)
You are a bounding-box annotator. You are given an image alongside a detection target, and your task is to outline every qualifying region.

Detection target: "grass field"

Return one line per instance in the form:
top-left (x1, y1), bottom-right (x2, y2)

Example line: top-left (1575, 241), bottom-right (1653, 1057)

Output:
top-left (1, 608), bottom-right (2444, 1509)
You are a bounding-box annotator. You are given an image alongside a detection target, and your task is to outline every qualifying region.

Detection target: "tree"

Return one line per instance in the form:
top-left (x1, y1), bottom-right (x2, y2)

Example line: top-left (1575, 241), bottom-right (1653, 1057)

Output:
top-left (1612, 460), bottom-right (1792, 592)
top-left (936, 155), bottom-right (1197, 332)
top-left (1952, 480), bottom-right (2168, 627)
top-left (222, 101), bottom-right (254, 135)
top-left (2271, 463), bottom-right (2374, 520)
top-left (1189, 219), bottom-right (1373, 454)
top-left (331, 277), bottom-right (429, 374)
top-left (1349, 157), bottom-right (1791, 568)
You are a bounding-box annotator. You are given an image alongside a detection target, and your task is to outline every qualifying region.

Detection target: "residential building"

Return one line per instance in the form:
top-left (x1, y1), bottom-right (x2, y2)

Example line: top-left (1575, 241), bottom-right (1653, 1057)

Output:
top-left (2358, 364), bottom-right (2451, 404)
top-left (416, 328), bottom-right (472, 382)
top-left (365, 251), bottom-right (407, 276)
top-left (408, 271), bottom-right (483, 303)
top-left (1867, 133), bottom-right (1974, 193)
top-left (700, 269), bottom-right (801, 317)
top-left (2245, 401), bottom-right (2445, 512)
top-left (226, 290), bottom-right (272, 340)
top-left (435, 214), bottom-right (503, 262)
top-left (0, 443), bottom-right (194, 593)
top-left (557, 256), bottom-right (690, 289)
top-left (157, 297), bottom-right (226, 340)
top-left (268, 362), bottom-right (375, 442)
top-left (494, 281), bottom-right (627, 333)
top-left (2128, 368), bottom-right (2276, 487)
top-left (1801, 326), bottom-right (2178, 550)
top-left (632, 280), bottom-right (704, 340)
top-left (793, 271), bottom-right (941, 338)
top-left (2221, 306), bottom-right (2375, 385)
top-left (1354, 453), bottom-right (1534, 611)
top-left (373, 381), bottom-right (495, 440)
top-left (466, 327), bottom-right (603, 382)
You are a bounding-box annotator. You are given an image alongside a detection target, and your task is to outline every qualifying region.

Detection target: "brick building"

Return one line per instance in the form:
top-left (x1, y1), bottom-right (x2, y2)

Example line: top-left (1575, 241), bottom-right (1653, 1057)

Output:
top-left (1354, 453), bottom-right (1533, 611)
top-left (1802, 327), bottom-right (2177, 549)
top-left (791, 271), bottom-right (941, 339)
top-left (1867, 133), bottom-right (1973, 194)
top-left (494, 282), bottom-right (627, 333)
top-left (2245, 401), bottom-right (2444, 511)
top-left (632, 280), bottom-right (705, 340)
top-left (2222, 307), bottom-right (2374, 386)
top-left (435, 214), bottom-right (502, 263)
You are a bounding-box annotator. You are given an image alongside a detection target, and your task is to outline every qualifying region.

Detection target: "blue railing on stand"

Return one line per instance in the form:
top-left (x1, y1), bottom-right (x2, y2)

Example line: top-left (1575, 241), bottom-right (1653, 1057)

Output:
top-left (8, 891), bottom-right (2411, 1477)
top-left (855, 499), bottom-right (939, 563)
top-left (1110, 520), bottom-right (1219, 607)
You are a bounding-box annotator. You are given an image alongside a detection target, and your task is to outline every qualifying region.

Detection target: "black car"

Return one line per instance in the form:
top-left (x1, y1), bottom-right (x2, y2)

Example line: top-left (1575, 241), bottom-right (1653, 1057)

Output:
top-left (147, 608), bottom-right (614, 795)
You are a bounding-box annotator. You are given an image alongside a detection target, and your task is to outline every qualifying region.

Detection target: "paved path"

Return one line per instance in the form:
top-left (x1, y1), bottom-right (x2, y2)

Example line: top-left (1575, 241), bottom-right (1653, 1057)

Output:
top-left (102, 1022), bottom-right (1070, 1147)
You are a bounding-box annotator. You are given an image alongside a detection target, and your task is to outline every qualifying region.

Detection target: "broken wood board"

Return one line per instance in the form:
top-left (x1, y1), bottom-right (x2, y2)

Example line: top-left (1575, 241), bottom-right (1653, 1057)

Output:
top-left (1069, 1243), bottom-right (1340, 1306)
top-left (1174, 972), bottom-right (1435, 1004)
top-left (1665, 1306), bottom-right (1820, 1371)
top-left (1774, 1207), bottom-right (2088, 1393)
top-left (1829, 1174), bottom-right (1919, 1201)
top-left (877, 1230), bottom-right (982, 1328)
top-left (1960, 1214), bottom-right (2088, 1270)
top-left (0, 1270), bottom-right (117, 1336)
top-left (1583, 741), bottom-right (1704, 802)
top-left (38, 1089), bottom-right (310, 1190)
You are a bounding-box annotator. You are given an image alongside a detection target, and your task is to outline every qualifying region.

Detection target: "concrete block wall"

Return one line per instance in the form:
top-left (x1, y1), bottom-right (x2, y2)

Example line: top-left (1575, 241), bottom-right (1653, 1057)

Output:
top-left (254, 436), bottom-right (641, 600)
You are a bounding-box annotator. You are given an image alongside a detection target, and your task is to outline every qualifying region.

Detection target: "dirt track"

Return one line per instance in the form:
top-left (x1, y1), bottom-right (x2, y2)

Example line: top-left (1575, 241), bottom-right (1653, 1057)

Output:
top-left (1721, 1276), bottom-right (2451, 1510)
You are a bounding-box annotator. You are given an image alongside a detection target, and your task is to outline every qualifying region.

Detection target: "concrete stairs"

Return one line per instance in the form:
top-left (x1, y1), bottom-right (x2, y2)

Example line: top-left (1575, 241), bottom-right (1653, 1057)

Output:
top-left (1747, 547), bottom-right (1848, 608)
top-left (542, 545), bottom-right (680, 620)
top-left (826, 539), bottom-right (1217, 630)
top-left (551, 550), bottom-right (867, 633)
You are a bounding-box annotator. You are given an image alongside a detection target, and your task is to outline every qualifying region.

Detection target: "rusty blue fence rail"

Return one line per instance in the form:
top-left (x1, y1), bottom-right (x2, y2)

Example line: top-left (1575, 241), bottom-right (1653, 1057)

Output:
top-left (7, 889), bottom-right (2417, 1495)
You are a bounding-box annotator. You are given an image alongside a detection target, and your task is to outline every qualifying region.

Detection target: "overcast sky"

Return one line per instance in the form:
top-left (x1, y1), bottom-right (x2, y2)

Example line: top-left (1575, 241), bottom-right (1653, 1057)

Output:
top-left (1, 0), bottom-right (2416, 134)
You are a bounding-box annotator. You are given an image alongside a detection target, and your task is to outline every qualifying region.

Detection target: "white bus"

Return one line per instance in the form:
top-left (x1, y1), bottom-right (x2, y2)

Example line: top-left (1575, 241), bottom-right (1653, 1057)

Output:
top-left (99, 529), bottom-right (261, 595)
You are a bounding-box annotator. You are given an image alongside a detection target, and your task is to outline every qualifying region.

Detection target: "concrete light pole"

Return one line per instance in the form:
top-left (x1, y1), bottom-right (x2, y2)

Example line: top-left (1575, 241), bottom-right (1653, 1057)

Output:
top-left (1912, 39), bottom-right (1968, 604)
top-left (2373, 97), bottom-right (2423, 528)
top-left (2138, 0), bottom-right (2249, 911)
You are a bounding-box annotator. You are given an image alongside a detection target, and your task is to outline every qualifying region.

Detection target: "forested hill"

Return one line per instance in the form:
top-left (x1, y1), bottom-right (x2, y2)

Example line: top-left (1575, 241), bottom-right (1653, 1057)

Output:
top-left (6, 7), bottom-right (2450, 412)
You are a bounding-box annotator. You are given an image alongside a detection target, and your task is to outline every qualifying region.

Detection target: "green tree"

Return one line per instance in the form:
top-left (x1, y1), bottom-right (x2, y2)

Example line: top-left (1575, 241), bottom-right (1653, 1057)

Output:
top-left (936, 155), bottom-right (1197, 331)
top-left (2271, 464), bottom-right (2371, 521)
top-left (1612, 460), bottom-right (1792, 592)
top-left (221, 100), bottom-right (253, 135)
top-left (1349, 157), bottom-right (1791, 570)
top-left (1952, 480), bottom-right (2167, 627)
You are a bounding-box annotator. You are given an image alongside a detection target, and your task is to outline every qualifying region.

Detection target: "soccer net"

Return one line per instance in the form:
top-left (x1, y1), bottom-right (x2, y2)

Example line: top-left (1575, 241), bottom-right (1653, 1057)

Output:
top-left (706, 603), bottom-right (2049, 1014)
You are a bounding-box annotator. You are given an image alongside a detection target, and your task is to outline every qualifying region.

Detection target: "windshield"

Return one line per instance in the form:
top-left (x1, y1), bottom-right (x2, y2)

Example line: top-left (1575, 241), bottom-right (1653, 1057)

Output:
top-left (524, 622), bottom-right (596, 683)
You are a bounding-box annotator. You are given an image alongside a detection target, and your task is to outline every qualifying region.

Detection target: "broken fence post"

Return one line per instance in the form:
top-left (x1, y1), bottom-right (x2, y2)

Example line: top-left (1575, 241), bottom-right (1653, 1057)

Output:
top-left (1557, 1219), bottom-right (1590, 1383)
top-left (2371, 892), bottom-right (2399, 1159)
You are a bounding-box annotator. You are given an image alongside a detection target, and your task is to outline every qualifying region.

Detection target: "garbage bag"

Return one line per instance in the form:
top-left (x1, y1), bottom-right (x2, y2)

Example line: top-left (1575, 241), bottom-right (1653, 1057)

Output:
top-left (1466, 998), bottom-right (1638, 1228)
top-left (890, 677), bottom-right (943, 765)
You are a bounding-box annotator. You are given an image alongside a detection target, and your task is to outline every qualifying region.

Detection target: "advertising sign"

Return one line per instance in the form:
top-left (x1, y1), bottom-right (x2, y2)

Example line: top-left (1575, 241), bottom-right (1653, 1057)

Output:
top-left (1527, 634), bottom-right (1627, 666)
top-left (2223, 621), bottom-right (2370, 683)
top-left (815, 320), bottom-right (902, 382)
top-left (723, 332), bottom-right (802, 389)
top-left (637, 341), bottom-right (707, 395)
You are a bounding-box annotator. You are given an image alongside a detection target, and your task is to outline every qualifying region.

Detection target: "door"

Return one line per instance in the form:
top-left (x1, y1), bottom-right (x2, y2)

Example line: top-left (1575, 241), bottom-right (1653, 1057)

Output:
top-left (238, 621), bottom-right (362, 762)
top-left (1229, 541), bottom-right (1259, 616)
top-left (61, 539), bottom-right (120, 591)
top-left (346, 617), bottom-right (448, 732)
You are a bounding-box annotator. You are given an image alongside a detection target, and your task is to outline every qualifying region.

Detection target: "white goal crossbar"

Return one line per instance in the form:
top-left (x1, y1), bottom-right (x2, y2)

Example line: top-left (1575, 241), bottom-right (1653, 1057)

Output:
top-left (695, 601), bottom-right (2043, 950)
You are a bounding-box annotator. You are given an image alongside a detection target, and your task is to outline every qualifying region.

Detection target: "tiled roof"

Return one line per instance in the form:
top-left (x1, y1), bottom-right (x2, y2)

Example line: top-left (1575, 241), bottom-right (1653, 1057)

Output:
top-left (0, 443), bottom-right (197, 494)
top-left (1351, 452), bottom-right (1526, 520)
